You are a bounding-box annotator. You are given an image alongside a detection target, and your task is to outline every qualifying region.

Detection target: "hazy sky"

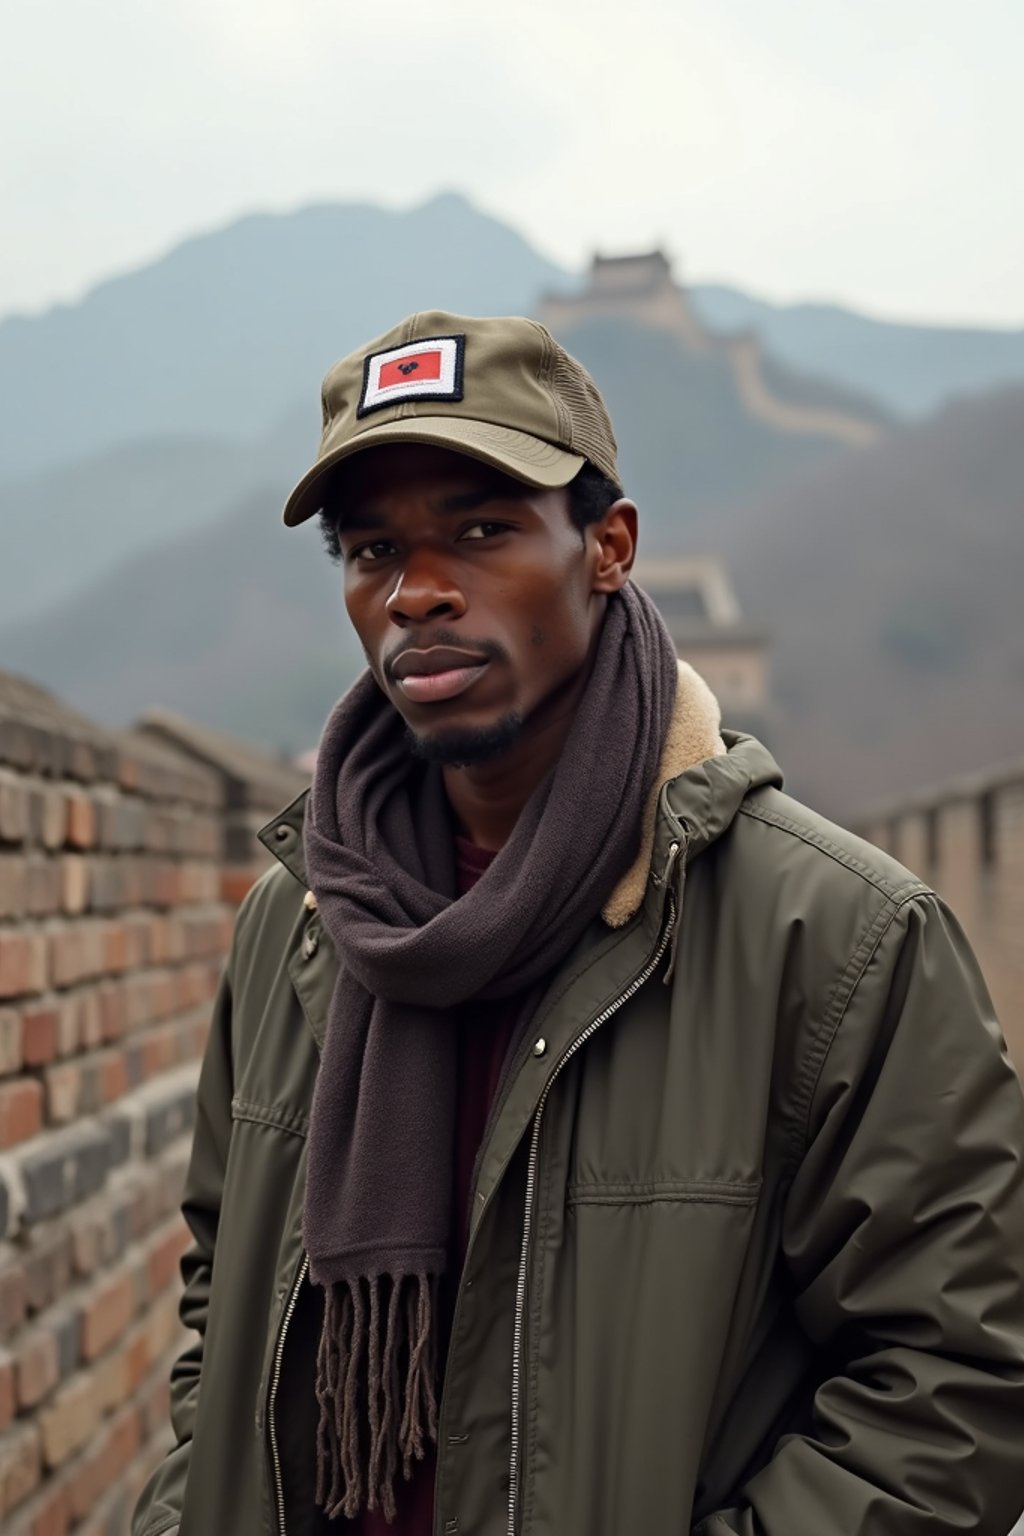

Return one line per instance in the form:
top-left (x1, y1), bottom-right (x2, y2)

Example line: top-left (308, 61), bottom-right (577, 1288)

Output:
top-left (3, 0), bottom-right (1022, 325)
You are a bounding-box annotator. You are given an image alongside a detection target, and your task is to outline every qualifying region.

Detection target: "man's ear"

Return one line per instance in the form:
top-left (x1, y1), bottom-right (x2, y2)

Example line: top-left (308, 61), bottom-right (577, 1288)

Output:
top-left (590, 499), bottom-right (638, 594)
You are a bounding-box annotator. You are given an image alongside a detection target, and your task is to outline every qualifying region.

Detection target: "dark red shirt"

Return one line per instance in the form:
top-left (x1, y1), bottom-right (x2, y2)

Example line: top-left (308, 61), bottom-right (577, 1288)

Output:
top-left (354, 837), bottom-right (520, 1534)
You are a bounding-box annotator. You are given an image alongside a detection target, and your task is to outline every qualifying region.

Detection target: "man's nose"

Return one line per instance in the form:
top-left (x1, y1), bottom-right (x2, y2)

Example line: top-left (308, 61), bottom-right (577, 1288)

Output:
top-left (385, 551), bottom-right (467, 627)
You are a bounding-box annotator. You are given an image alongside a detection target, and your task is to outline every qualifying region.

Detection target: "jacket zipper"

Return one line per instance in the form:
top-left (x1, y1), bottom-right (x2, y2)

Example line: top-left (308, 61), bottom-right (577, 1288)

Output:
top-left (505, 846), bottom-right (682, 1536)
top-left (269, 1251), bottom-right (310, 1536)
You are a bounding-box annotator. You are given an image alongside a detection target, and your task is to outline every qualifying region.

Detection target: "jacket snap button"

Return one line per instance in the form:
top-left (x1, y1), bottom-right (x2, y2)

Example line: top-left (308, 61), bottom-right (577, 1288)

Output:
top-left (274, 825), bottom-right (290, 842)
top-left (532, 1037), bottom-right (547, 1057)
top-left (303, 929), bottom-right (318, 960)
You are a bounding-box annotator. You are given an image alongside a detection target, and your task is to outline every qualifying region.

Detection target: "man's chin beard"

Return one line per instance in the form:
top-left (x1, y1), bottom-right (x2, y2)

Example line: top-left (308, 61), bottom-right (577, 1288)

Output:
top-left (405, 711), bottom-right (524, 768)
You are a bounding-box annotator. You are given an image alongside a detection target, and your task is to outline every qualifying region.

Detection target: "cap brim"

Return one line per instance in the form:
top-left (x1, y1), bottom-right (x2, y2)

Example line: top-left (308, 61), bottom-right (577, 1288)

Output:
top-left (282, 416), bottom-right (585, 527)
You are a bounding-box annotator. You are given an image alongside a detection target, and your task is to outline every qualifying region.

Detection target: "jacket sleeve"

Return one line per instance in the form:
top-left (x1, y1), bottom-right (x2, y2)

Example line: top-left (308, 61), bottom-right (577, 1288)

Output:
top-left (130, 940), bottom-right (236, 1536)
top-left (695, 892), bottom-right (1024, 1536)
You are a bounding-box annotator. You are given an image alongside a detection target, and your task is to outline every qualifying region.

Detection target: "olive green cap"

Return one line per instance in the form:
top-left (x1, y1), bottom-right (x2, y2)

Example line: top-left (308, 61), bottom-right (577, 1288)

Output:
top-left (282, 310), bottom-right (620, 527)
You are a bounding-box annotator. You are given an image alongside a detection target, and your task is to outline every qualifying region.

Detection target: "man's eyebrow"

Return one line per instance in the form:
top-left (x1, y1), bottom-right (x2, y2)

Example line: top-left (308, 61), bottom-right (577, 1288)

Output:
top-left (438, 484), bottom-right (530, 513)
top-left (332, 483), bottom-right (530, 530)
top-left (329, 506), bottom-right (387, 534)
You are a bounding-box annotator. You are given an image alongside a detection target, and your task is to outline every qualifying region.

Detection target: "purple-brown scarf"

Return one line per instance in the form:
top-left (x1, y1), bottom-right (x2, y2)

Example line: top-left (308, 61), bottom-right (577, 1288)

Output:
top-left (303, 582), bottom-right (678, 1520)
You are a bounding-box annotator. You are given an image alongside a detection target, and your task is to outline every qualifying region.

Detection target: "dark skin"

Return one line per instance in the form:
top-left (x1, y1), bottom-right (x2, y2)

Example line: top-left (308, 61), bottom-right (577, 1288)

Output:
top-left (330, 443), bottom-right (638, 850)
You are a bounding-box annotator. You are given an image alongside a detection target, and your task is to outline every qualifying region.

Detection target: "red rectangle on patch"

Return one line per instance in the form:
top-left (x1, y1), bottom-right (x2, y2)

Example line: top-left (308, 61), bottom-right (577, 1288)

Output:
top-left (377, 350), bottom-right (444, 389)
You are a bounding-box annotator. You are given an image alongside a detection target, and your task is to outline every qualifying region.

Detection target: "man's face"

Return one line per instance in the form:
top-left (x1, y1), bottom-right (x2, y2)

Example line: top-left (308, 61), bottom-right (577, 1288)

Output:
top-left (329, 443), bottom-right (613, 763)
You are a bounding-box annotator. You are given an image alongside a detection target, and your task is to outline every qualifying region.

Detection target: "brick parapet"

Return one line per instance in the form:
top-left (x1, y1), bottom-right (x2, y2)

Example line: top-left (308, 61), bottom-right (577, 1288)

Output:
top-left (856, 761), bottom-right (1024, 1069)
top-left (0, 672), bottom-right (236, 1533)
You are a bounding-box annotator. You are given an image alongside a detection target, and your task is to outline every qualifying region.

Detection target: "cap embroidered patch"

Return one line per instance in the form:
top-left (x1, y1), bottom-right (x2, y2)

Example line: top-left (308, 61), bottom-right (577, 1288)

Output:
top-left (358, 334), bottom-right (465, 417)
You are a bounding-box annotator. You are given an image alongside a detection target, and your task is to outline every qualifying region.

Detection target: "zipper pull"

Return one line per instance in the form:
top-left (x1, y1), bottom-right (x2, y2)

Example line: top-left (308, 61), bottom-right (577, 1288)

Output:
top-left (661, 840), bottom-right (687, 986)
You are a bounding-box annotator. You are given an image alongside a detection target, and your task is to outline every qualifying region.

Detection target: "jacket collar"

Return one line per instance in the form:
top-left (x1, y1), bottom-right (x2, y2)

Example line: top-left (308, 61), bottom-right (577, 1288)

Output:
top-left (257, 660), bottom-right (729, 927)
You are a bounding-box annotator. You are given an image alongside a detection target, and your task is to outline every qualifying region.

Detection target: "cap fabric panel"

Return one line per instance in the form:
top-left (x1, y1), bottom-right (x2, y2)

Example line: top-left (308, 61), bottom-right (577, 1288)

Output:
top-left (284, 310), bottom-right (619, 527)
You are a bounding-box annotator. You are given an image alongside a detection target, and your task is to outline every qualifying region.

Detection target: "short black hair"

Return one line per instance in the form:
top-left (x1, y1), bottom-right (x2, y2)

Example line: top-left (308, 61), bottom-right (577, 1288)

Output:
top-left (317, 460), bottom-right (622, 563)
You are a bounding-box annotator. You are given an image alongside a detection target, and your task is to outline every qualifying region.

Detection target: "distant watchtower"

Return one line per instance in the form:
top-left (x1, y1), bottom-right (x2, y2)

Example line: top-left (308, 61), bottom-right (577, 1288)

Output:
top-left (631, 557), bottom-right (770, 738)
top-left (538, 251), bottom-right (707, 349)
top-left (539, 249), bottom-right (882, 449)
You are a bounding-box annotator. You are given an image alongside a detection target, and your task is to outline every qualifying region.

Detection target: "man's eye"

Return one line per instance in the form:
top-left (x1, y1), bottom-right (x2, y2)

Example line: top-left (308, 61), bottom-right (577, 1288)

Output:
top-left (459, 521), bottom-right (510, 541)
top-left (351, 540), bottom-right (397, 562)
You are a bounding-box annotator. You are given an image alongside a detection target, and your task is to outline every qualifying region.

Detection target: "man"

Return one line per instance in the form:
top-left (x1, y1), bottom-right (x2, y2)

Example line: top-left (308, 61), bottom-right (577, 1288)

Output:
top-left (133, 313), bottom-right (1024, 1536)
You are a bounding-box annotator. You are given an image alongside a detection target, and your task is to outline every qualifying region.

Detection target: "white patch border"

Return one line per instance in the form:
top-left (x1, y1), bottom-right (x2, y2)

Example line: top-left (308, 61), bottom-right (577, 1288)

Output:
top-left (358, 334), bottom-right (465, 416)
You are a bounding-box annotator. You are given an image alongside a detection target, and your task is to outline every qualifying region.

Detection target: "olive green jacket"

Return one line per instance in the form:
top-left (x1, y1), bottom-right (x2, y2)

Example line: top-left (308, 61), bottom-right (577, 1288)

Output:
top-left (133, 671), bottom-right (1024, 1536)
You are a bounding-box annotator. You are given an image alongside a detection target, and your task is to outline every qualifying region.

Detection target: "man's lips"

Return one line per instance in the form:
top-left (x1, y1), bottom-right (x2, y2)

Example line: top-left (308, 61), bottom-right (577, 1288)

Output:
top-left (388, 646), bottom-right (492, 705)
top-left (397, 664), bottom-right (489, 703)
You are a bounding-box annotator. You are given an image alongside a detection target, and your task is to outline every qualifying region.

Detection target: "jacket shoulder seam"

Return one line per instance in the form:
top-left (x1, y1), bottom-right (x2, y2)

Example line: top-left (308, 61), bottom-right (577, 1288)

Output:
top-left (738, 797), bottom-right (930, 903)
top-left (789, 888), bottom-right (925, 1165)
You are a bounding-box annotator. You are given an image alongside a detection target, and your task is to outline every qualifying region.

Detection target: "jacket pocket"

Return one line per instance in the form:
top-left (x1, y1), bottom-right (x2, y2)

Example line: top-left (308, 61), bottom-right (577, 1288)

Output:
top-left (567, 1177), bottom-right (761, 1208)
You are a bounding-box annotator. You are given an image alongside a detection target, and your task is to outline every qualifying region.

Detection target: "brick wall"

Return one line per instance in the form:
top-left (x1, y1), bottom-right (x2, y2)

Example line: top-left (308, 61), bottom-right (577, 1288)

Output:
top-left (0, 676), bottom-right (238, 1535)
top-left (856, 759), bottom-right (1024, 1070)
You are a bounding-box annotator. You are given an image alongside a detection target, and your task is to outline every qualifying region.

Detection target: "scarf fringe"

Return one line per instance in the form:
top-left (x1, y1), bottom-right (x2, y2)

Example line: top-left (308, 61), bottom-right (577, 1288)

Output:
top-left (316, 1273), bottom-right (439, 1522)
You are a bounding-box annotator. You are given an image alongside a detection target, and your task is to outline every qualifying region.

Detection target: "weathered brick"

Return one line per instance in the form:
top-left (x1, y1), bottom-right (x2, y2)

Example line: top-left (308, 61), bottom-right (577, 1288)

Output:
top-left (138, 1368), bottom-right (170, 1441)
top-left (14, 1327), bottom-right (59, 1409)
top-left (0, 1421), bottom-right (42, 1517)
top-left (18, 1124), bottom-right (112, 1226)
top-left (78, 1052), bottom-right (129, 1116)
top-left (30, 936), bottom-right (48, 997)
top-left (0, 936), bottom-right (34, 1001)
top-left (58, 857), bottom-right (88, 917)
top-left (82, 861), bottom-right (111, 915)
top-left (0, 1349), bottom-right (14, 1432)
top-left (97, 1402), bottom-right (141, 1484)
top-left (63, 794), bottom-right (95, 852)
top-left (0, 857), bottom-right (28, 920)
top-left (0, 773), bottom-right (30, 845)
top-left (49, 923), bottom-right (106, 990)
top-left (99, 1052), bottom-right (128, 1106)
top-left (53, 999), bottom-right (80, 1059)
top-left (15, 1477), bottom-right (72, 1536)
top-left (0, 1011), bottom-right (22, 1076)
top-left (0, 934), bottom-right (48, 1000)
top-left (0, 1081), bottom-right (43, 1149)
top-left (76, 991), bottom-right (103, 1051)
top-left (25, 859), bottom-right (60, 920)
top-left (100, 923), bottom-right (127, 975)
top-left (68, 1189), bottom-right (132, 1282)
top-left (102, 1113), bottom-right (132, 1171)
top-left (80, 1268), bottom-right (136, 1362)
top-left (42, 1065), bottom-right (80, 1126)
top-left (51, 1310), bottom-right (79, 1382)
top-left (0, 1257), bottom-right (27, 1341)
top-left (22, 1225), bottom-right (73, 1315)
top-left (37, 1373), bottom-right (97, 1468)
top-left (120, 1329), bottom-right (149, 1396)
top-left (145, 1084), bottom-right (196, 1157)
top-left (142, 1288), bottom-right (180, 1366)
top-left (37, 790), bottom-right (66, 853)
top-left (21, 1007), bottom-right (58, 1067)
top-left (145, 1219), bottom-right (189, 1298)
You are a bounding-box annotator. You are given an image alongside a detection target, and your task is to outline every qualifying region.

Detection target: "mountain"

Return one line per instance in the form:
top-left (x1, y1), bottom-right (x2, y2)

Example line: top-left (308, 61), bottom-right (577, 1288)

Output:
top-left (700, 385), bottom-right (1024, 817)
top-left (690, 285), bottom-right (1024, 420)
top-left (6, 383), bottom-right (1023, 821)
top-left (0, 312), bottom-right (877, 738)
top-left (0, 315), bottom-right (866, 633)
top-left (0, 419), bottom-right (306, 627)
top-left (0, 476), bottom-right (353, 752)
top-left (5, 190), bottom-right (1024, 496)
top-left (0, 192), bottom-right (570, 482)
